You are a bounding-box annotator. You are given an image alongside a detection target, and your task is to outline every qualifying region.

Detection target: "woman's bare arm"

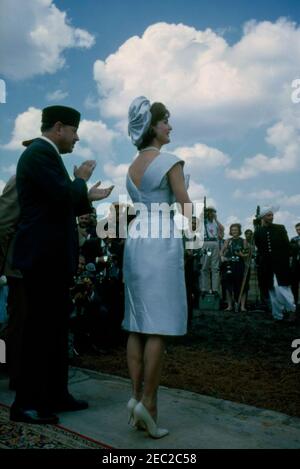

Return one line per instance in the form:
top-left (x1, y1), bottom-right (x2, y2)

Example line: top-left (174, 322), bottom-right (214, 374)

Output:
top-left (168, 163), bottom-right (193, 220)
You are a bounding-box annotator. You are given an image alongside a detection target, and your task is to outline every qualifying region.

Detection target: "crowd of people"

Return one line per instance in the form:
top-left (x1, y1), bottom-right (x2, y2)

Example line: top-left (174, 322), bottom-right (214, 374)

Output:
top-left (66, 203), bottom-right (300, 356)
top-left (69, 206), bottom-right (129, 355)
top-left (185, 208), bottom-right (299, 323)
top-left (5, 198), bottom-right (300, 357)
top-left (0, 101), bottom-right (299, 438)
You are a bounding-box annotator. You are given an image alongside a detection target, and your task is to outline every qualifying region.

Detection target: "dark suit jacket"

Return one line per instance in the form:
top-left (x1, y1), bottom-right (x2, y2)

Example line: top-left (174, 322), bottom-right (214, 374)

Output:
top-left (290, 236), bottom-right (300, 270)
top-left (254, 223), bottom-right (291, 291)
top-left (13, 138), bottom-right (91, 280)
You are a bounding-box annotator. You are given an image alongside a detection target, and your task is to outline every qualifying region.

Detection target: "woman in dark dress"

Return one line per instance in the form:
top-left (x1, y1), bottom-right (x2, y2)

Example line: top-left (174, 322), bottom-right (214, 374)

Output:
top-left (221, 223), bottom-right (249, 312)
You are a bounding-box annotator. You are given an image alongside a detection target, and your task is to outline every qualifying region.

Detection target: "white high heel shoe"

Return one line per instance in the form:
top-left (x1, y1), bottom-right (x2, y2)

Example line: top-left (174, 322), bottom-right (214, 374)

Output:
top-left (127, 398), bottom-right (146, 430)
top-left (133, 402), bottom-right (169, 439)
top-left (127, 398), bottom-right (138, 426)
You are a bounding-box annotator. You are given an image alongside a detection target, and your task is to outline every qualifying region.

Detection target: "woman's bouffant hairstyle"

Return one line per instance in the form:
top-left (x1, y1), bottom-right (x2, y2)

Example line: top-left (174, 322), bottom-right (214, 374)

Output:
top-left (137, 102), bottom-right (170, 150)
top-left (230, 223), bottom-right (242, 236)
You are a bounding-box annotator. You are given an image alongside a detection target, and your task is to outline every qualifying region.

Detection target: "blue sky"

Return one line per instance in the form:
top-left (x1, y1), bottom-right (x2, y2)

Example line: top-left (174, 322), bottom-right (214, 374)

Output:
top-left (0, 0), bottom-right (299, 236)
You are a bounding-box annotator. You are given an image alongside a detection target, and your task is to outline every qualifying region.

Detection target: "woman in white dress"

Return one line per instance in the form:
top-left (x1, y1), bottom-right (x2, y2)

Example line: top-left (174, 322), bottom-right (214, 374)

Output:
top-left (123, 96), bottom-right (193, 438)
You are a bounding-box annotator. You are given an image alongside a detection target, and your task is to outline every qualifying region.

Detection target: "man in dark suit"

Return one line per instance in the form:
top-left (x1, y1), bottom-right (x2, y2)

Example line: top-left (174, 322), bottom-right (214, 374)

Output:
top-left (290, 222), bottom-right (300, 306)
top-left (254, 207), bottom-right (296, 322)
top-left (10, 105), bottom-right (114, 424)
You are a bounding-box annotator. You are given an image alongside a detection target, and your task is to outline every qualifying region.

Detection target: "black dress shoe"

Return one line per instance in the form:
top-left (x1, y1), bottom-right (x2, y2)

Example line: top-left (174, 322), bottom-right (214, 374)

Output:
top-left (53, 395), bottom-right (89, 412)
top-left (10, 406), bottom-right (59, 425)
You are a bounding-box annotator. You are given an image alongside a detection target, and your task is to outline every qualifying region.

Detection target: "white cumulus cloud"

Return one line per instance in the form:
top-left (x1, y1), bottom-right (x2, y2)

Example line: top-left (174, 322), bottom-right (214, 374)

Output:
top-left (2, 107), bottom-right (42, 150)
top-left (93, 19), bottom-right (300, 143)
top-left (0, 0), bottom-right (95, 80)
top-left (275, 210), bottom-right (300, 233)
top-left (101, 162), bottom-right (130, 201)
top-left (46, 89), bottom-right (69, 102)
top-left (226, 118), bottom-right (300, 179)
top-left (0, 180), bottom-right (6, 195)
top-left (74, 120), bottom-right (118, 160)
top-left (1, 164), bottom-right (17, 176)
top-left (233, 188), bottom-right (300, 209)
top-left (173, 143), bottom-right (230, 174)
top-left (2, 107), bottom-right (118, 159)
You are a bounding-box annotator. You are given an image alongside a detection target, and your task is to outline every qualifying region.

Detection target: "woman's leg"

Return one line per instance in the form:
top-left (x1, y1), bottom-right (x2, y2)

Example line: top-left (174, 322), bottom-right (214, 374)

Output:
top-left (141, 335), bottom-right (166, 419)
top-left (127, 333), bottom-right (144, 400)
top-left (225, 290), bottom-right (233, 310)
top-left (241, 292), bottom-right (247, 311)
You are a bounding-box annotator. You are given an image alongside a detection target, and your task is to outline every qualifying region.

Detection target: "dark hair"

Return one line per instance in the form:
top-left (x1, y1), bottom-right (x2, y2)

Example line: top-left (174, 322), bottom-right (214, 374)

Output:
top-left (230, 223), bottom-right (242, 236)
top-left (41, 122), bottom-right (55, 132)
top-left (244, 229), bottom-right (253, 234)
top-left (137, 102), bottom-right (170, 150)
top-left (296, 222), bottom-right (300, 228)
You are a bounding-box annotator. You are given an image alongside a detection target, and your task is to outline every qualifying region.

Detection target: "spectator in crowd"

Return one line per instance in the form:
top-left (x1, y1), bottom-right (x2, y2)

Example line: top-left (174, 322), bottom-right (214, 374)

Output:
top-left (218, 231), bottom-right (227, 306)
top-left (88, 207), bottom-right (98, 238)
top-left (0, 175), bottom-right (27, 391)
top-left (201, 207), bottom-right (224, 294)
top-left (221, 224), bottom-right (248, 312)
top-left (243, 229), bottom-right (256, 305)
top-left (97, 203), bottom-right (132, 342)
top-left (0, 275), bottom-right (8, 329)
top-left (71, 202), bottom-right (132, 353)
top-left (70, 264), bottom-right (110, 355)
top-left (78, 209), bottom-right (98, 238)
top-left (254, 207), bottom-right (296, 322)
top-left (77, 214), bottom-right (91, 247)
top-left (290, 222), bottom-right (300, 307)
top-left (78, 213), bottom-right (91, 230)
top-left (245, 229), bottom-right (254, 245)
top-left (80, 229), bottom-right (103, 266)
top-left (183, 217), bottom-right (202, 324)
top-left (77, 254), bottom-right (86, 276)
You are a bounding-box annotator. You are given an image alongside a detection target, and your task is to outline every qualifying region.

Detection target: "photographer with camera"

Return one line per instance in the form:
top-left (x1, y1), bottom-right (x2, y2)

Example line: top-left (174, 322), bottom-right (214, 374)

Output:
top-left (290, 222), bottom-right (300, 308)
top-left (220, 224), bottom-right (249, 312)
top-left (70, 260), bottom-right (111, 355)
top-left (201, 206), bottom-right (224, 294)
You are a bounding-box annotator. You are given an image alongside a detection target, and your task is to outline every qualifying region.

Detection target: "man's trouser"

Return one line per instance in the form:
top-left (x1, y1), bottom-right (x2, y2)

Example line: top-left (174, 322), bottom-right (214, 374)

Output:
top-left (6, 277), bottom-right (28, 388)
top-left (201, 241), bottom-right (220, 292)
top-left (13, 267), bottom-right (72, 412)
top-left (269, 275), bottom-right (296, 320)
top-left (291, 263), bottom-right (300, 305)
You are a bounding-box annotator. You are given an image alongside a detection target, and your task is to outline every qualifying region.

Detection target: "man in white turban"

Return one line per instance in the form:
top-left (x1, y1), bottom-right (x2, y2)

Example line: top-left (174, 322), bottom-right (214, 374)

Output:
top-left (254, 207), bottom-right (296, 322)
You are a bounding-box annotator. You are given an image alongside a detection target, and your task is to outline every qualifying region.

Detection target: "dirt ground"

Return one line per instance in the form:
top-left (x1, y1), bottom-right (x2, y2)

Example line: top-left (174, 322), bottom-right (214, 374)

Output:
top-left (72, 308), bottom-right (300, 419)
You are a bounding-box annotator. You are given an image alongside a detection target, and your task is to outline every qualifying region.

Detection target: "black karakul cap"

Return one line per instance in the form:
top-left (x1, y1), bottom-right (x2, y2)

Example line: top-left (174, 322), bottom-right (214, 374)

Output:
top-left (42, 105), bottom-right (81, 128)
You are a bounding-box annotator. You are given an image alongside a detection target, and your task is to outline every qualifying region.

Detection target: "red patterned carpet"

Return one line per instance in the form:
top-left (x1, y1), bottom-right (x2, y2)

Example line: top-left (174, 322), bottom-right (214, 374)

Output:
top-left (0, 404), bottom-right (112, 449)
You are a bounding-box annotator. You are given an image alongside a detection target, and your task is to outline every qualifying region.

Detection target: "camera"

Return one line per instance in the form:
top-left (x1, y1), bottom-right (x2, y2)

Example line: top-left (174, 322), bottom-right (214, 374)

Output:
top-left (200, 247), bottom-right (212, 257)
top-left (231, 255), bottom-right (240, 263)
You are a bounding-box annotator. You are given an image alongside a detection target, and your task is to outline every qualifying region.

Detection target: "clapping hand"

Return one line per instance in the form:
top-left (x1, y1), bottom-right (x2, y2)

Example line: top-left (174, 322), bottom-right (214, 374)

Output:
top-left (88, 181), bottom-right (114, 202)
top-left (74, 160), bottom-right (97, 182)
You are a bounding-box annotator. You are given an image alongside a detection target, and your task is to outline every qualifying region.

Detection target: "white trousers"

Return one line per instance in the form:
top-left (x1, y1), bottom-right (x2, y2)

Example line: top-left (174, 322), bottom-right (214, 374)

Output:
top-left (269, 275), bottom-right (296, 320)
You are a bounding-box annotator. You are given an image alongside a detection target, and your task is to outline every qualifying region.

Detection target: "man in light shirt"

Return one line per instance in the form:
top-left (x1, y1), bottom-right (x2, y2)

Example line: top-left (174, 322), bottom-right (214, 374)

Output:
top-left (201, 207), bottom-right (224, 294)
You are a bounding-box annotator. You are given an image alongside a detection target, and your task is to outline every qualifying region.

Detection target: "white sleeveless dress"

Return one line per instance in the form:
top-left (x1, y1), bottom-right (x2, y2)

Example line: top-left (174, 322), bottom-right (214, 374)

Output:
top-left (122, 152), bottom-right (188, 336)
